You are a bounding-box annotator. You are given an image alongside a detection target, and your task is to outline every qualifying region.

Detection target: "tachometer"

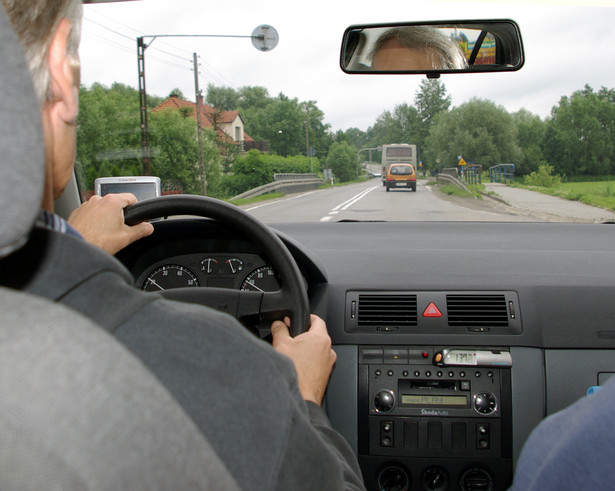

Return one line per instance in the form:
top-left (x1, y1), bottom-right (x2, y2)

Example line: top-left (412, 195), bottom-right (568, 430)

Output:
top-left (240, 266), bottom-right (280, 293)
top-left (142, 265), bottom-right (200, 291)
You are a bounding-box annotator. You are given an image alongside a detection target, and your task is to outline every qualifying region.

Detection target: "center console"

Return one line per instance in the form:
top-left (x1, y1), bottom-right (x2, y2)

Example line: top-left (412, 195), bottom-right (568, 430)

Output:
top-left (358, 346), bottom-right (513, 491)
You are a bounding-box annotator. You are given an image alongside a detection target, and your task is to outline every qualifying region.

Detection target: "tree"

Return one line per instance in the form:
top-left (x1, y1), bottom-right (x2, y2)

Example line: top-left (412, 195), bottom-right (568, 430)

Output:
top-left (424, 99), bottom-right (522, 174)
top-left (415, 79), bottom-right (451, 127)
top-left (413, 79), bottom-right (451, 157)
top-left (327, 142), bottom-right (358, 182)
top-left (343, 127), bottom-right (370, 149)
top-left (207, 84), bottom-right (332, 159)
top-left (149, 109), bottom-right (202, 194)
top-left (206, 84), bottom-right (239, 110)
top-left (77, 83), bottom-right (142, 189)
top-left (543, 85), bottom-right (615, 176)
top-left (513, 109), bottom-right (547, 176)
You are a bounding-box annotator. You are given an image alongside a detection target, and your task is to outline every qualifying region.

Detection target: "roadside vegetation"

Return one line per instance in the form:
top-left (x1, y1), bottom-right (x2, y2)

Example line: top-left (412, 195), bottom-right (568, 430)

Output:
top-left (513, 165), bottom-right (615, 211)
top-left (439, 183), bottom-right (484, 199)
top-left (76, 79), bottom-right (615, 202)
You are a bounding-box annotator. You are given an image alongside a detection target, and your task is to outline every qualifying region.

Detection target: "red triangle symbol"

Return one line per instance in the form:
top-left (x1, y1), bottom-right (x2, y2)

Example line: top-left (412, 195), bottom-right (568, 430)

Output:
top-left (423, 302), bottom-right (442, 318)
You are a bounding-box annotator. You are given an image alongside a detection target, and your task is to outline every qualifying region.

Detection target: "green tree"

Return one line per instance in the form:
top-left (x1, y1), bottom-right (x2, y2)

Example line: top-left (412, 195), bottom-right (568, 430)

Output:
top-left (208, 85), bottom-right (332, 159)
top-left (543, 85), bottom-right (615, 176)
top-left (327, 142), bottom-right (358, 182)
top-left (424, 98), bottom-right (522, 174)
top-left (413, 79), bottom-right (451, 158)
top-left (513, 109), bottom-right (547, 176)
top-left (77, 82), bottom-right (142, 189)
top-left (206, 84), bottom-right (239, 110)
top-left (343, 127), bottom-right (370, 149)
top-left (149, 109), bottom-right (201, 194)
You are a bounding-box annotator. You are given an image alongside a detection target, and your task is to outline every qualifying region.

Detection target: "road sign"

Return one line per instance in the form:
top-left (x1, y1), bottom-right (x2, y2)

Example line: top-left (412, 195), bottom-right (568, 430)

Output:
top-left (459, 158), bottom-right (467, 166)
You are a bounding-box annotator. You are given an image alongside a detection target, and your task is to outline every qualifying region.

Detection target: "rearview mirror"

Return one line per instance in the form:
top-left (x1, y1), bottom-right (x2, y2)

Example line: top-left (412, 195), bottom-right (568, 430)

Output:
top-left (340, 19), bottom-right (524, 77)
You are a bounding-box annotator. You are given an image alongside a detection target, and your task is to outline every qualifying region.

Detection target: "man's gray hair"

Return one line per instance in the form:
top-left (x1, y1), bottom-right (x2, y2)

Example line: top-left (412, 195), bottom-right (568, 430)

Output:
top-left (1, 0), bottom-right (82, 104)
top-left (371, 26), bottom-right (468, 70)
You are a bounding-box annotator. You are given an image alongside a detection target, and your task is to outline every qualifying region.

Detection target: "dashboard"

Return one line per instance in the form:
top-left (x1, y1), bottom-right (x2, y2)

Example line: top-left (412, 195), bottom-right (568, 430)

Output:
top-left (118, 218), bottom-right (615, 491)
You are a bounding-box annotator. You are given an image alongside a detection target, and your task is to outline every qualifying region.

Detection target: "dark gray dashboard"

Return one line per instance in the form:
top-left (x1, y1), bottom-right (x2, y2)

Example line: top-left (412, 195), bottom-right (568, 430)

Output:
top-left (120, 219), bottom-right (615, 490)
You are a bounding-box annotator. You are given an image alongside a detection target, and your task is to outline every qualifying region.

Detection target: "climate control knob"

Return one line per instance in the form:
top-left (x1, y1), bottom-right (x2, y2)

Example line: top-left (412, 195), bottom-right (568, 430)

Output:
top-left (473, 392), bottom-right (497, 415)
top-left (374, 390), bottom-right (395, 412)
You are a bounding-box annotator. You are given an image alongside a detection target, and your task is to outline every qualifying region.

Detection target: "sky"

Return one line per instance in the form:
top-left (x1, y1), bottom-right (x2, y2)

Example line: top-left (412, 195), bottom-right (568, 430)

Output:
top-left (80, 0), bottom-right (615, 133)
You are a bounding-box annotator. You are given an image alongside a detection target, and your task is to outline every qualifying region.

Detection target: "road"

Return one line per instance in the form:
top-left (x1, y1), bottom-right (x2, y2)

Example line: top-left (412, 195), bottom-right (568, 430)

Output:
top-left (241, 178), bottom-right (530, 223)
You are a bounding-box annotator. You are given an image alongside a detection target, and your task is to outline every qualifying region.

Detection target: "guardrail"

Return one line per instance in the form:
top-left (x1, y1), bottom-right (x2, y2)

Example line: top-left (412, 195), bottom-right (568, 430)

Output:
top-left (230, 175), bottom-right (324, 201)
top-left (273, 173), bottom-right (318, 181)
top-left (489, 164), bottom-right (515, 183)
top-left (436, 173), bottom-right (478, 199)
top-left (440, 167), bottom-right (459, 178)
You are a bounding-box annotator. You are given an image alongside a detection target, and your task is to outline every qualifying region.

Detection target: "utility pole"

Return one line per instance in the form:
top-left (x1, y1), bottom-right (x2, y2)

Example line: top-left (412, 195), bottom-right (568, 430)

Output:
top-left (193, 52), bottom-right (206, 196)
top-left (137, 37), bottom-right (151, 175)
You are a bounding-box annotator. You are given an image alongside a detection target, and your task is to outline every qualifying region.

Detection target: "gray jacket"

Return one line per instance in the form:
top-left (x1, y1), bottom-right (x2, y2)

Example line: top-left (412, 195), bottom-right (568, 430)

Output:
top-left (1, 225), bottom-right (365, 490)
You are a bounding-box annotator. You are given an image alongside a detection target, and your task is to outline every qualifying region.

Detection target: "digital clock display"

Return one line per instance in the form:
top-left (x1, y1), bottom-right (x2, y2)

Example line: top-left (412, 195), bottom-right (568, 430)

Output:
top-left (401, 395), bottom-right (468, 406)
top-left (452, 352), bottom-right (476, 364)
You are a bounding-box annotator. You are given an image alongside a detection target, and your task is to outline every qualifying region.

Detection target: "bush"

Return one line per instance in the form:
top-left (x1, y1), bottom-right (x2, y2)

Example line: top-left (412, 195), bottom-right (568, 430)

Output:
top-left (523, 164), bottom-right (562, 188)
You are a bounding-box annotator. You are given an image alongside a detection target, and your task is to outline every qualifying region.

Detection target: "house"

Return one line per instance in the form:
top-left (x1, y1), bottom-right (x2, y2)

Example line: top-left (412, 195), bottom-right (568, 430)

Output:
top-left (153, 95), bottom-right (269, 153)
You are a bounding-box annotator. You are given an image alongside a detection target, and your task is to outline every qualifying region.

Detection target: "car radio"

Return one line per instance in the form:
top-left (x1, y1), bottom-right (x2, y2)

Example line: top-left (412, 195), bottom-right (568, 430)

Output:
top-left (358, 346), bottom-right (513, 491)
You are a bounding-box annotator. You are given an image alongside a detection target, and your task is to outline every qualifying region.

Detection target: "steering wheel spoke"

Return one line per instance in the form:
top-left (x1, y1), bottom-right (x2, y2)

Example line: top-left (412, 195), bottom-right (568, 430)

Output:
top-left (160, 287), bottom-right (263, 319)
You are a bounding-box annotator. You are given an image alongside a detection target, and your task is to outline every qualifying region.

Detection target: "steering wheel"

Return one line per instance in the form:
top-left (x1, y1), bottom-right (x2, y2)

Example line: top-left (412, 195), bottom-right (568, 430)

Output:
top-left (122, 195), bottom-right (310, 337)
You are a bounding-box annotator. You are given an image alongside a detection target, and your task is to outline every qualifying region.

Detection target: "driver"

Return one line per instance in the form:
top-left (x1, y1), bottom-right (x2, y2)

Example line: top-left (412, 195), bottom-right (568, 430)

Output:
top-left (0, 0), bottom-right (365, 489)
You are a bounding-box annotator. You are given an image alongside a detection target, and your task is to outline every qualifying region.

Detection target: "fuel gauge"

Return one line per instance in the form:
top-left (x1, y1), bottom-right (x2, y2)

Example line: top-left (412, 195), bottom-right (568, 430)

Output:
top-left (200, 258), bottom-right (219, 274)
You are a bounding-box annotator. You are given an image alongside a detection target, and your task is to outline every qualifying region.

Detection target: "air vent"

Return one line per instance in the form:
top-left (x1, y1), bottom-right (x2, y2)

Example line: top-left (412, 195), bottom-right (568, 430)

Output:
top-left (357, 294), bottom-right (417, 327)
top-left (446, 294), bottom-right (509, 327)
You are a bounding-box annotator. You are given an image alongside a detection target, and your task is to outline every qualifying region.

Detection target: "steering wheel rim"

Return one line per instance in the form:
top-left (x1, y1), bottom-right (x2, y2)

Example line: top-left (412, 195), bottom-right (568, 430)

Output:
top-left (123, 194), bottom-right (310, 337)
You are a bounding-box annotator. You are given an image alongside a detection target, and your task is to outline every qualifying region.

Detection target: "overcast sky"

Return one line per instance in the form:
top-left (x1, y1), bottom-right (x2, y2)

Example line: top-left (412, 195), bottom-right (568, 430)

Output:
top-left (80, 0), bottom-right (615, 132)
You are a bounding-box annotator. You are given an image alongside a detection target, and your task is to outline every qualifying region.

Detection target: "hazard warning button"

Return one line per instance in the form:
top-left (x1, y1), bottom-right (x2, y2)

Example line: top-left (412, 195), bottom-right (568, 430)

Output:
top-left (423, 302), bottom-right (442, 318)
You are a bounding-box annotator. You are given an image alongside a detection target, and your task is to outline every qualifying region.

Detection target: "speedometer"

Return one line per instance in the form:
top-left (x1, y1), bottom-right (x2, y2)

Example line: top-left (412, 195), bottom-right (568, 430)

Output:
top-left (142, 265), bottom-right (200, 291)
top-left (240, 266), bottom-right (280, 292)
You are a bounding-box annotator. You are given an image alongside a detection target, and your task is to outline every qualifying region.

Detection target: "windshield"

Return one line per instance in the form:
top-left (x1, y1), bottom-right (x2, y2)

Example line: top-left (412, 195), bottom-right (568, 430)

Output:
top-left (79, 0), bottom-right (615, 224)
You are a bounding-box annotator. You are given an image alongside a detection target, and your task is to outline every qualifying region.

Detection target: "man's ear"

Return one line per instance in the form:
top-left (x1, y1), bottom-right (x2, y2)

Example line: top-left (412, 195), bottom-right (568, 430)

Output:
top-left (47, 18), bottom-right (79, 124)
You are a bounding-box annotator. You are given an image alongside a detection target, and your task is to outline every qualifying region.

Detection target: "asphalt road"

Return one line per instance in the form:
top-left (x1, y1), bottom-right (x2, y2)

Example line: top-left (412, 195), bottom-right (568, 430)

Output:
top-left (242, 179), bottom-right (531, 223)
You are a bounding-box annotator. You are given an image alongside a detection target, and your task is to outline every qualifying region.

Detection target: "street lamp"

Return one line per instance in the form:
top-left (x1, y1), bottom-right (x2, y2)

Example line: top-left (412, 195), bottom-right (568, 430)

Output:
top-left (136, 25), bottom-right (279, 193)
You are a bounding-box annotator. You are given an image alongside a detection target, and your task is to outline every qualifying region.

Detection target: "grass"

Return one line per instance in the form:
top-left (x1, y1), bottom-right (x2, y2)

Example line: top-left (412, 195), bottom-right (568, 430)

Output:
top-left (515, 180), bottom-right (615, 211)
top-left (227, 192), bottom-right (284, 206)
top-left (439, 183), bottom-right (484, 199)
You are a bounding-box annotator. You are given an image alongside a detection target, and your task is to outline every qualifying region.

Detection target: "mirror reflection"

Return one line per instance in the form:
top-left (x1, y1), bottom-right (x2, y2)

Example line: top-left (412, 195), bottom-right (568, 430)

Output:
top-left (341, 21), bottom-right (523, 74)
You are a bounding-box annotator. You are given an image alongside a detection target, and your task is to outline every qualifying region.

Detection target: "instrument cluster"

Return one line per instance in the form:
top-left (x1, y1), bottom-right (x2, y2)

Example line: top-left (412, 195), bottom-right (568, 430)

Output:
top-left (135, 252), bottom-right (280, 293)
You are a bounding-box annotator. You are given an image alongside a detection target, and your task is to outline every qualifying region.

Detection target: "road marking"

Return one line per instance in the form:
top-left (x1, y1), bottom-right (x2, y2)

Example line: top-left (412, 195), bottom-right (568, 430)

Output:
top-left (319, 186), bottom-right (378, 221)
top-left (333, 186), bottom-right (378, 211)
top-left (245, 190), bottom-right (319, 211)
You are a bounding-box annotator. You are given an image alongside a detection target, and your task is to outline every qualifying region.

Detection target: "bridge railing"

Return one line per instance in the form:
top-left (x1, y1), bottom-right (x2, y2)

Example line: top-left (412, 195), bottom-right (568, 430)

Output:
top-left (489, 164), bottom-right (515, 184)
top-left (463, 164), bottom-right (483, 185)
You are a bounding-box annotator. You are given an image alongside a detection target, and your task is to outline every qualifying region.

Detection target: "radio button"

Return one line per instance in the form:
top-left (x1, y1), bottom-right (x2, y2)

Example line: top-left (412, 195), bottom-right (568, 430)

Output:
top-left (460, 380), bottom-right (471, 391)
top-left (374, 390), bottom-right (395, 412)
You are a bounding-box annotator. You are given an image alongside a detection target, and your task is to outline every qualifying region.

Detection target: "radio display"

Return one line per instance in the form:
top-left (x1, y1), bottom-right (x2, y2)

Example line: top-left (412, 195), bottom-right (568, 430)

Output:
top-left (401, 394), bottom-right (468, 406)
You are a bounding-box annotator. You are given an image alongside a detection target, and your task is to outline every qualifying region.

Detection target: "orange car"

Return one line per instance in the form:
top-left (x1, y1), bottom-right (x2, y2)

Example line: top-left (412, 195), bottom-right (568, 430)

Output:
top-left (385, 163), bottom-right (417, 192)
